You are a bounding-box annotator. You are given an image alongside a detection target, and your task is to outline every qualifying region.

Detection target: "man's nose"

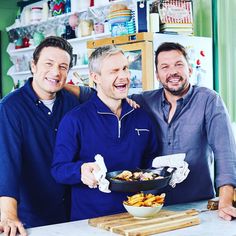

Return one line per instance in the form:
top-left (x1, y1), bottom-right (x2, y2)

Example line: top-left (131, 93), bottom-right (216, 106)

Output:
top-left (50, 65), bottom-right (60, 75)
top-left (119, 69), bottom-right (130, 78)
top-left (168, 66), bottom-right (178, 76)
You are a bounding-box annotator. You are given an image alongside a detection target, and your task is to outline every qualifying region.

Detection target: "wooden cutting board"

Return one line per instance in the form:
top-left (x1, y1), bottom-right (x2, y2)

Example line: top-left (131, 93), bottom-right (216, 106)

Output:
top-left (88, 209), bottom-right (200, 236)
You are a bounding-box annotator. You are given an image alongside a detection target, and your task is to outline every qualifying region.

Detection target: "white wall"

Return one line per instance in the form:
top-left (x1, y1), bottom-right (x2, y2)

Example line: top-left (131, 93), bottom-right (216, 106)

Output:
top-left (232, 122), bottom-right (236, 141)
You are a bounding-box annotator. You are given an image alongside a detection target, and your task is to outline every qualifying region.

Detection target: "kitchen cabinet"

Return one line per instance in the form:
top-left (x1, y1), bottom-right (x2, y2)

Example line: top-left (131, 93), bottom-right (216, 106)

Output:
top-left (88, 32), bottom-right (155, 94)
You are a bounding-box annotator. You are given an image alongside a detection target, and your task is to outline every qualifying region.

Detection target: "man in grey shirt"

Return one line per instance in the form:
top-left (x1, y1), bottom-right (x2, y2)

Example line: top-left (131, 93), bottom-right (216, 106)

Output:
top-left (65, 42), bottom-right (236, 221)
top-left (130, 42), bottom-right (236, 221)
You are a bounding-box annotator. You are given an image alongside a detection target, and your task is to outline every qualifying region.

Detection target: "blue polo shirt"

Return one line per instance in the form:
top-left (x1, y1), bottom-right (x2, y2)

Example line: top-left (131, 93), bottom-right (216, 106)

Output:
top-left (51, 93), bottom-right (158, 220)
top-left (0, 78), bottom-right (92, 227)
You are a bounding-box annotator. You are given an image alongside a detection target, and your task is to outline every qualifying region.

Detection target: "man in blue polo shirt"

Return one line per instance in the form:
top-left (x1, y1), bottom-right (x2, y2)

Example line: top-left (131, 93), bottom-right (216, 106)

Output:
top-left (0, 36), bottom-right (92, 235)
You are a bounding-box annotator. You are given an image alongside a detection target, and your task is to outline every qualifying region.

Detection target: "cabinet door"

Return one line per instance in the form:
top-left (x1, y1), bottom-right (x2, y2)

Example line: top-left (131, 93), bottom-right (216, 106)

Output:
top-left (120, 41), bottom-right (154, 94)
top-left (87, 33), bottom-right (155, 93)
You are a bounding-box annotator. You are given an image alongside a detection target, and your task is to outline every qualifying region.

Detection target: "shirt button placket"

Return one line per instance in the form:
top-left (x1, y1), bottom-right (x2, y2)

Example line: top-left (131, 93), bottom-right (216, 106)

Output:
top-left (167, 124), bottom-right (172, 148)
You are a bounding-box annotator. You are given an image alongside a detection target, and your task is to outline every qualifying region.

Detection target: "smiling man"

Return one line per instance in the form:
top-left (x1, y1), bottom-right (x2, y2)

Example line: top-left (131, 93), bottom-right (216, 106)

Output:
top-left (130, 42), bottom-right (236, 221)
top-left (51, 45), bottom-right (158, 221)
top-left (0, 36), bottom-right (93, 236)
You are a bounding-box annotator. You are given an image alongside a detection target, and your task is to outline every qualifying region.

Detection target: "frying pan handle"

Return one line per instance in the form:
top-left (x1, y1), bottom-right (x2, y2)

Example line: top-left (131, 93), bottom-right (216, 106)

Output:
top-left (159, 166), bottom-right (176, 177)
top-left (166, 167), bottom-right (177, 175)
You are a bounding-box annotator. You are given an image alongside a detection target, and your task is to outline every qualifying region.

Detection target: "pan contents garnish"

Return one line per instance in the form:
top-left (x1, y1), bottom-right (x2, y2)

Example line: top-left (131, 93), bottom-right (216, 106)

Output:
top-left (113, 170), bottom-right (164, 181)
top-left (123, 192), bottom-right (165, 207)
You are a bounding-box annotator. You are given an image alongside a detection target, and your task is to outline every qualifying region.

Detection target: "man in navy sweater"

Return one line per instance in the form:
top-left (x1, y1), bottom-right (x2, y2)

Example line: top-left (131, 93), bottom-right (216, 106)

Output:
top-left (51, 45), bottom-right (159, 220)
top-left (0, 36), bottom-right (92, 235)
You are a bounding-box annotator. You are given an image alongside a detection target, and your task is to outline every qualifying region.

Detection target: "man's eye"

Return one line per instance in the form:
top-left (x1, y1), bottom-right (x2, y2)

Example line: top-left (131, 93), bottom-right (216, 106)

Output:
top-left (60, 66), bottom-right (68, 71)
top-left (46, 62), bottom-right (52, 66)
top-left (161, 66), bottom-right (168, 70)
top-left (176, 63), bottom-right (184, 67)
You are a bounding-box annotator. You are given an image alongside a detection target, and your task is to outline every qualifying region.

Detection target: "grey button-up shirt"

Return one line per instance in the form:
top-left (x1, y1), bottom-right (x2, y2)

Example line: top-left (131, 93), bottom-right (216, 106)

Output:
top-left (131, 85), bottom-right (236, 205)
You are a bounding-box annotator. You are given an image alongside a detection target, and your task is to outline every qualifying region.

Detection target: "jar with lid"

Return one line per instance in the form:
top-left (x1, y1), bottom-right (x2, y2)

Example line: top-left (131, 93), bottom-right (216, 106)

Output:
top-left (31, 7), bottom-right (43, 23)
top-left (79, 12), bottom-right (94, 37)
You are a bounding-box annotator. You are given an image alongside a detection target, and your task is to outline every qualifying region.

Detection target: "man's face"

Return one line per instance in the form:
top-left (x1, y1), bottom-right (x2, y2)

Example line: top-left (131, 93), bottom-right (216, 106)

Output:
top-left (156, 50), bottom-right (192, 96)
top-left (31, 47), bottom-right (70, 100)
top-left (92, 52), bottom-right (130, 101)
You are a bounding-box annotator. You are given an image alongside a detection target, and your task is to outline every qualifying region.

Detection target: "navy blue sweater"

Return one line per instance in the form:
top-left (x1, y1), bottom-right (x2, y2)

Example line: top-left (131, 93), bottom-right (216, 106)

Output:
top-left (51, 94), bottom-right (158, 220)
top-left (0, 78), bottom-right (92, 227)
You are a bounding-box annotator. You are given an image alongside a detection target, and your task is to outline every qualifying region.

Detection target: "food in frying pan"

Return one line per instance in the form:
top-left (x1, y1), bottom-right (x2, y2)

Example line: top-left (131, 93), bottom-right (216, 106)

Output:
top-left (113, 170), bottom-right (164, 181)
top-left (123, 192), bottom-right (165, 207)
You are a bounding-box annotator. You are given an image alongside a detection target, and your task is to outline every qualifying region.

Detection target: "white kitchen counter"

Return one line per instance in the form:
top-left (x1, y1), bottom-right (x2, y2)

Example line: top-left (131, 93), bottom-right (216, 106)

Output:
top-left (25, 200), bottom-right (236, 236)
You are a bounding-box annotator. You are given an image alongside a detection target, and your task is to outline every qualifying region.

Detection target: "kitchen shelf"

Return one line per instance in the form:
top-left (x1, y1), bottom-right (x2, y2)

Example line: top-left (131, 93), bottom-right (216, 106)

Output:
top-left (8, 0), bottom-right (134, 32)
top-left (9, 46), bottom-right (35, 55)
top-left (6, 0), bottom-right (136, 88)
top-left (10, 65), bottom-right (88, 77)
top-left (8, 32), bottom-right (111, 55)
top-left (71, 65), bottom-right (88, 70)
top-left (69, 32), bottom-right (111, 43)
top-left (11, 70), bottom-right (31, 76)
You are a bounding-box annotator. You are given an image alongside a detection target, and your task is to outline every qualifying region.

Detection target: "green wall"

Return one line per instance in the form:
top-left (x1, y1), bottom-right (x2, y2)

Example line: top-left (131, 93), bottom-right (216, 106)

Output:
top-left (192, 0), bottom-right (212, 37)
top-left (0, 1), bottom-right (18, 97)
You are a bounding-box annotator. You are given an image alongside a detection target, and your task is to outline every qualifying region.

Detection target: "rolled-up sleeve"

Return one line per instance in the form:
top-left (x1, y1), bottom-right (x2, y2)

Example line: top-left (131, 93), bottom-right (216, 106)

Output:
top-left (205, 94), bottom-right (236, 188)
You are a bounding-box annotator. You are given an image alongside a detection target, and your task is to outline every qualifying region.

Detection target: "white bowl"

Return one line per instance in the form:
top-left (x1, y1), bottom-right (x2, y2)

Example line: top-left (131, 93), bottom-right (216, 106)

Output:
top-left (123, 203), bottom-right (163, 218)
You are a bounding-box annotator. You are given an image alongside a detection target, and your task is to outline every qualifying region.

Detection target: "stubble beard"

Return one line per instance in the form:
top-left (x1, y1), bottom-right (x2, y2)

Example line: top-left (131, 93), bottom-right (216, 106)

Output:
top-left (163, 78), bottom-right (189, 96)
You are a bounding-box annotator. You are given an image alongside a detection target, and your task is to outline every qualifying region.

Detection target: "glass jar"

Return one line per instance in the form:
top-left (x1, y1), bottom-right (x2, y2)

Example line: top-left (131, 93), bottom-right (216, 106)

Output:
top-left (31, 7), bottom-right (43, 24)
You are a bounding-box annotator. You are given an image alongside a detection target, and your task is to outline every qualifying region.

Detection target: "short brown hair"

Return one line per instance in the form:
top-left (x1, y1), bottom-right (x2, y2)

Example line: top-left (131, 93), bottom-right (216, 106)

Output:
top-left (33, 36), bottom-right (73, 69)
top-left (155, 42), bottom-right (189, 71)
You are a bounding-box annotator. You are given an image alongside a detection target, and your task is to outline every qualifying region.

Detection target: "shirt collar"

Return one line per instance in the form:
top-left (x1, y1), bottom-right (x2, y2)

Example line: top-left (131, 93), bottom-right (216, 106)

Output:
top-left (91, 92), bottom-right (134, 116)
top-left (22, 77), bottom-right (62, 104)
top-left (161, 84), bottom-right (193, 106)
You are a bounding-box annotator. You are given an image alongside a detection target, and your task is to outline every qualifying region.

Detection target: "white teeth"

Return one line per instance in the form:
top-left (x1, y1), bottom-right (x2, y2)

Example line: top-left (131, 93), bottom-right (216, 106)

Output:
top-left (47, 78), bottom-right (58, 84)
top-left (169, 79), bottom-right (179, 83)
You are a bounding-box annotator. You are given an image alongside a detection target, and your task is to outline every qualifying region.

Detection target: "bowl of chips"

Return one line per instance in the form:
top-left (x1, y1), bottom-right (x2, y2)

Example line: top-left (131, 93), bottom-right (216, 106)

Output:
top-left (123, 192), bottom-right (165, 218)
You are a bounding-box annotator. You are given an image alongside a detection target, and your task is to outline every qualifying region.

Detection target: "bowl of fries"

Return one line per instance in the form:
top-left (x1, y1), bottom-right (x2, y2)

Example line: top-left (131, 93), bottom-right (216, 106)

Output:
top-left (123, 192), bottom-right (165, 218)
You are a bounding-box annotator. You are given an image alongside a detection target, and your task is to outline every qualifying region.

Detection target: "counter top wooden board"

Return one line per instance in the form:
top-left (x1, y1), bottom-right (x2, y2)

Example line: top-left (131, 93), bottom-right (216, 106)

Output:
top-left (88, 209), bottom-right (200, 236)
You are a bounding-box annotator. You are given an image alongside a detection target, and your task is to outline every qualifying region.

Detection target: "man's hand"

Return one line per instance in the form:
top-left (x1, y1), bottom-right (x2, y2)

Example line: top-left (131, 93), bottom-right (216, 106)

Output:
top-left (218, 185), bottom-right (236, 221)
top-left (0, 197), bottom-right (27, 236)
top-left (126, 98), bottom-right (140, 109)
top-left (64, 83), bottom-right (80, 98)
top-left (81, 162), bottom-right (100, 188)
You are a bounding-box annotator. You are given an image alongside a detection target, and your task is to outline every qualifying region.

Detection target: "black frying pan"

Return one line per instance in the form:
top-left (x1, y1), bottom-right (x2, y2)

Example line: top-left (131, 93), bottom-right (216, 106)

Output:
top-left (106, 167), bottom-right (175, 192)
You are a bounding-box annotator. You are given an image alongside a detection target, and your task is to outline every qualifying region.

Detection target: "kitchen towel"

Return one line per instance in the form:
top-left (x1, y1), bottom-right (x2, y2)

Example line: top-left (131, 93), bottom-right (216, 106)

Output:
top-left (152, 153), bottom-right (190, 188)
top-left (93, 154), bottom-right (111, 193)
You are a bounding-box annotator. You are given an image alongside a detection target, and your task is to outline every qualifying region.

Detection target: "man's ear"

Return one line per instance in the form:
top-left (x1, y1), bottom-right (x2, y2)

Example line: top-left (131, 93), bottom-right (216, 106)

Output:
top-left (31, 60), bottom-right (36, 74)
top-left (90, 71), bottom-right (100, 85)
top-left (188, 65), bottom-right (193, 77)
top-left (155, 70), bottom-right (160, 82)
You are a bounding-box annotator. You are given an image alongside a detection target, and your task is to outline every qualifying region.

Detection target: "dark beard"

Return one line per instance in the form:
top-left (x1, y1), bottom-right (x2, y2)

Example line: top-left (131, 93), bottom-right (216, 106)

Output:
top-left (164, 84), bottom-right (185, 96)
top-left (163, 82), bottom-right (189, 96)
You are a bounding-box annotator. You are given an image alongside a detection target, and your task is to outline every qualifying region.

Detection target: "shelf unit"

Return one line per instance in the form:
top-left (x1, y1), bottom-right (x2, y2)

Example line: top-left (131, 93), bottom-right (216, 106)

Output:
top-left (6, 0), bottom-right (136, 87)
top-left (9, 32), bottom-right (111, 55)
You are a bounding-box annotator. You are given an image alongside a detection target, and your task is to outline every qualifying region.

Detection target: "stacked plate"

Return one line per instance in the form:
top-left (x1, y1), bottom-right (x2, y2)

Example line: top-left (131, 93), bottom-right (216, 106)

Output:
top-left (108, 9), bottom-right (132, 24)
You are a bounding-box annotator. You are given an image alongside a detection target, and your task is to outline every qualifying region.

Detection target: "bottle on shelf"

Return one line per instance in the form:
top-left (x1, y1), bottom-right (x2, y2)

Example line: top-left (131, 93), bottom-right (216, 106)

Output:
top-left (65, 0), bottom-right (71, 13)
